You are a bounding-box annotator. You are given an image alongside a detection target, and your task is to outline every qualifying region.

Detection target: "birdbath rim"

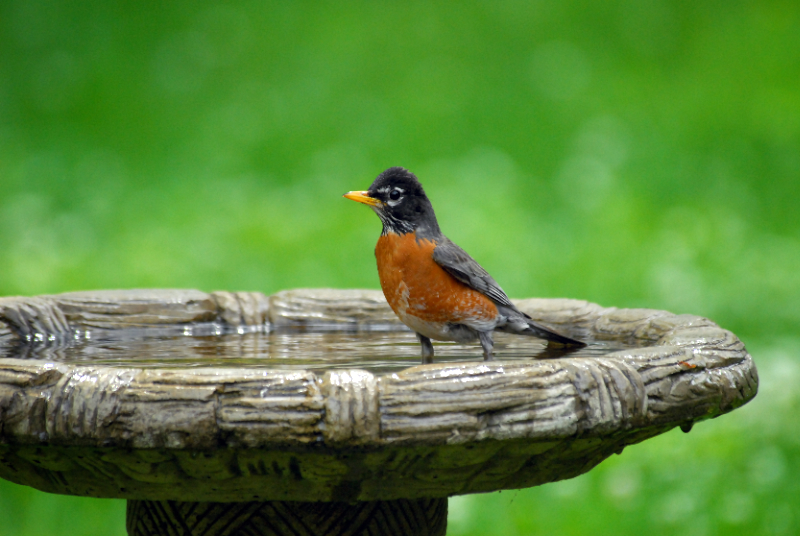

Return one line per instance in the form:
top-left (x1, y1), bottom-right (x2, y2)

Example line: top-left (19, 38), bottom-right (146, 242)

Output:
top-left (0, 288), bottom-right (758, 503)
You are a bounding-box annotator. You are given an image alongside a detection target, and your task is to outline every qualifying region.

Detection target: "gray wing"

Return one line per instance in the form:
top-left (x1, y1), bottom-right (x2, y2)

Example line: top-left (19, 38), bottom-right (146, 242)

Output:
top-left (434, 236), bottom-right (586, 347)
top-left (432, 237), bottom-right (514, 307)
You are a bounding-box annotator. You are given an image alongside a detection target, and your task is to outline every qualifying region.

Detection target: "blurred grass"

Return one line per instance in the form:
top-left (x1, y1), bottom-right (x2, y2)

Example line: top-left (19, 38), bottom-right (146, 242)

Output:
top-left (0, 1), bottom-right (798, 535)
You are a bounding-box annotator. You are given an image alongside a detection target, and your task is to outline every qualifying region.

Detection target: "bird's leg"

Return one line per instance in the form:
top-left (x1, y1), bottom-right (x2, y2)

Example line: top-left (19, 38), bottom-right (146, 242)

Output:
top-left (479, 331), bottom-right (494, 361)
top-left (417, 333), bottom-right (434, 364)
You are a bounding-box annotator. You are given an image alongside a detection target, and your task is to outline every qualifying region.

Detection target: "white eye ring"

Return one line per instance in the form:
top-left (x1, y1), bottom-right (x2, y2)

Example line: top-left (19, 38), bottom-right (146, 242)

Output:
top-left (389, 189), bottom-right (402, 201)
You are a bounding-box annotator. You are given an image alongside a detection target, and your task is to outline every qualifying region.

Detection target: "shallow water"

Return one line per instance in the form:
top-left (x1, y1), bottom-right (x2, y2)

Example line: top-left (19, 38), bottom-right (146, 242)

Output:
top-left (2, 326), bottom-right (631, 374)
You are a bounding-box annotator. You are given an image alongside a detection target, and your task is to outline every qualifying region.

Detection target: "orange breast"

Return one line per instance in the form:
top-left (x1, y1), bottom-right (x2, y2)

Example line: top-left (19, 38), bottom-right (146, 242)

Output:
top-left (375, 233), bottom-right (498, 325)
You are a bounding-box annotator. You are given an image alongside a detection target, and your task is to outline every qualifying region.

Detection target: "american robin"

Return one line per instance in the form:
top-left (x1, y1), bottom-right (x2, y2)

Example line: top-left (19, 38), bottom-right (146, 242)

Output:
top-left (344, 167), bottom-right (584, 364)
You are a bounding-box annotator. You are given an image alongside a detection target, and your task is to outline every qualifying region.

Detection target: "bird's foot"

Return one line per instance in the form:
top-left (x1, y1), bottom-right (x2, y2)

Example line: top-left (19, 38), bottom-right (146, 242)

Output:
top-left (479, 332), bottom-right (494, 362)
top-left (417, 333), bottom-right (434, 364)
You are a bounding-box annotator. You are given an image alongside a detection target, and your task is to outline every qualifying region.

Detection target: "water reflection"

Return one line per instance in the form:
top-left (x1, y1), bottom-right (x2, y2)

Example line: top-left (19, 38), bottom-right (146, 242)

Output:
top-left (3, 327), bottom-right (628, 374)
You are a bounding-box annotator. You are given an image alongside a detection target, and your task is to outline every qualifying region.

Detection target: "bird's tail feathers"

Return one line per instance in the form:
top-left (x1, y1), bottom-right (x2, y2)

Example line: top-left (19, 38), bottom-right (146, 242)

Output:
top-left (498, 309), bottom-right (585, 347)
top-left (520, 320), bottom-right (585, 347)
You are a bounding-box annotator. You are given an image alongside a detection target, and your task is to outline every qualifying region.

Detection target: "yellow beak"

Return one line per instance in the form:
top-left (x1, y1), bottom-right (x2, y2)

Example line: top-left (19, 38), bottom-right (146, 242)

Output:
top-left (343, 190), bottom-right (382, 207)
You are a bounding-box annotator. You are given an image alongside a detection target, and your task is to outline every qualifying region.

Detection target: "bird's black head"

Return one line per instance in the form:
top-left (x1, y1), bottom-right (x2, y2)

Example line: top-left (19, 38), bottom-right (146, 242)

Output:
top-left (344, 167), bottom-right (441, 237)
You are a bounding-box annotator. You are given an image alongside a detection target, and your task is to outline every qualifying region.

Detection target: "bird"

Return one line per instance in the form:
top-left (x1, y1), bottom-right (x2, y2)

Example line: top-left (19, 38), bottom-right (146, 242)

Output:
top-left (344, 166), bottom-right (584, 364)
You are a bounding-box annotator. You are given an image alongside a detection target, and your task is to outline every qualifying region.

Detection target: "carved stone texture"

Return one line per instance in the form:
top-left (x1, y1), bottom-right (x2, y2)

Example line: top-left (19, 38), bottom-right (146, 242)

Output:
top-left (0, 289), bottom-right (270, 339)
top-left (268, 288), bottom-right (402, 328)
top-left (0, 289), bottom-right (758, 503)
top-left (126, 498), bottom-right (447, 536)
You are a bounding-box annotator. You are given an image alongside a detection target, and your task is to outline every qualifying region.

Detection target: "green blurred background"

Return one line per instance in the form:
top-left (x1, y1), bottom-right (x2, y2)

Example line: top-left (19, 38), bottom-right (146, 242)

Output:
top-left (1, 1), bottom-right (798, 534)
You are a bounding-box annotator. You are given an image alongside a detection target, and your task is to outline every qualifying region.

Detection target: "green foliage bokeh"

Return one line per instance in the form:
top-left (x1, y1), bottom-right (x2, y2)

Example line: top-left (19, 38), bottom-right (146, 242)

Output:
top-left (0, 1), bottom-right (798, 535)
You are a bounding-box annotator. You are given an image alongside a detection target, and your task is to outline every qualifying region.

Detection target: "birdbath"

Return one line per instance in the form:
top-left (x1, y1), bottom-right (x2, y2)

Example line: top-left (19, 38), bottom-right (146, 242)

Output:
top-left (0, 289), bottom-right (758, 535)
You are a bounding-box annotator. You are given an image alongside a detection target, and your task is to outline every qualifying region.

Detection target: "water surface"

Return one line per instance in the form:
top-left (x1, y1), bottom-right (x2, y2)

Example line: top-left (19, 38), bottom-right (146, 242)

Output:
top-left (4, 327), bottom-right (630, 374)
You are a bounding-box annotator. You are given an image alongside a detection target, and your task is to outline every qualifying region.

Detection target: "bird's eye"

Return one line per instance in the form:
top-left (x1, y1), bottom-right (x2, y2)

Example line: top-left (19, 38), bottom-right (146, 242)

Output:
top-left (389, 189), bottom-right (401, 201)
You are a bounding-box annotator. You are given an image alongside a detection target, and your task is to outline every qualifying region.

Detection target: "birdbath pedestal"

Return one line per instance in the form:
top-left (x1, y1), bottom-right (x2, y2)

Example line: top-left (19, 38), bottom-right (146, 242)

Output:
top-left (0, 289), bottom-right (758, 535)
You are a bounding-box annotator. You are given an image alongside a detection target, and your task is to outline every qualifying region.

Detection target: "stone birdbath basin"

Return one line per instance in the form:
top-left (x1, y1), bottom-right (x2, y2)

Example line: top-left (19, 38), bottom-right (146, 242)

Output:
top-left (0, 289), bottom-right (757, 535)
